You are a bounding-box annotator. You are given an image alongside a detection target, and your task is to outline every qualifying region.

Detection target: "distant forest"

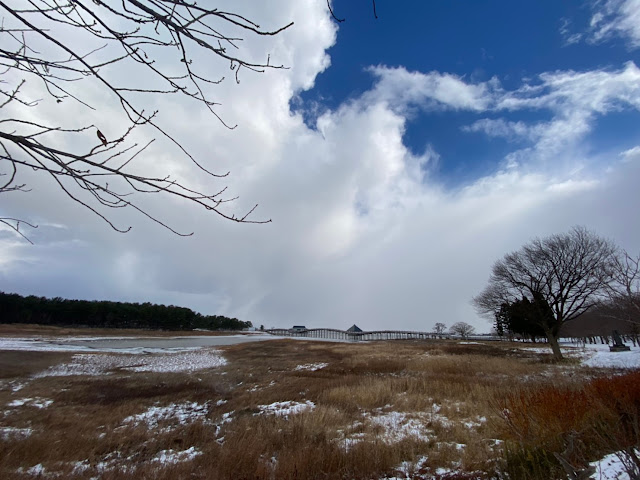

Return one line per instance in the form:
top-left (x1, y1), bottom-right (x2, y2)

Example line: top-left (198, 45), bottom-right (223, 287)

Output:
top-left (0, 292), bottom-right (252, 331)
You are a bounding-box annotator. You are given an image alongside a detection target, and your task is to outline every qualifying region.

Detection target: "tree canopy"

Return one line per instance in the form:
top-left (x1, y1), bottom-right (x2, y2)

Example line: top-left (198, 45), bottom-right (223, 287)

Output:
top-left (473, 226), bottom-right (617, 359)
top-left (0, 291), bottom-right (251, 331)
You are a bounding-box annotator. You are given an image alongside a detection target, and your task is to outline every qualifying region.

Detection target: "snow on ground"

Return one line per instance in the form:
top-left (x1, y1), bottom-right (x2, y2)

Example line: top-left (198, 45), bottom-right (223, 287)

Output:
top-left (590, 450), bottom-right (639, 480)
top-left (16, 446), bottom-right (204, 477)
top-left (389, 456), bottom-right (429, 479)
top-left (338, 405), bottom-right (453, 450)
top-left (214, 411), bottom-right (234, 437)
top-left (34, 350), bottom-right (226, 377)
top-left (0, 426), bottom-right (33, 440)
top-left (462, 416), bottom-right (487, 429)
top-left (572, 343), bottom-right (640, 369)
top-left (152, 447), bottom-right (202, 465)
top-left (7, 397), bottom-right (53, 409)
top-left (24, 464), bottom-right (46, 476)
top-left (294, 362), bottom-right (328, 371)
top-left (122, 402), bottom-right (210, 431)
top-left (367, 411), bottom-right (432, 444)
top-left (516, 341), bottom-right (640, 369)
top-left (255, 401), bottom-right (315, 418)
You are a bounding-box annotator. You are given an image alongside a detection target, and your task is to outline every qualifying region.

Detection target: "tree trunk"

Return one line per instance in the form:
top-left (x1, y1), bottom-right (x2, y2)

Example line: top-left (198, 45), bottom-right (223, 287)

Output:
top-left (544, 329), bottom-right (563, 360)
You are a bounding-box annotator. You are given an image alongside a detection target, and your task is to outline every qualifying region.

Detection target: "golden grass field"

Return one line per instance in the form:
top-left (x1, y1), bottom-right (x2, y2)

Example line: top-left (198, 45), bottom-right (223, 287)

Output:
top-left (0, 327), bottom-right (637, 479)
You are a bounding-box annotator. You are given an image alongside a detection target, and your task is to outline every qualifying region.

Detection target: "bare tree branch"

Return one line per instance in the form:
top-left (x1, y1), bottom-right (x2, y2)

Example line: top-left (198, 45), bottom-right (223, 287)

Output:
top-left (1, 1), bottom-right (292, 241)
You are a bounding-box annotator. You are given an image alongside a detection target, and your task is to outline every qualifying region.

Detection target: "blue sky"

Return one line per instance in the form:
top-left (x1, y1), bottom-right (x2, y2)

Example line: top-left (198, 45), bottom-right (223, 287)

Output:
top-left (299, 1), bottom-right (640, 184)
top-left (1, 0), bottom-right (640, 332)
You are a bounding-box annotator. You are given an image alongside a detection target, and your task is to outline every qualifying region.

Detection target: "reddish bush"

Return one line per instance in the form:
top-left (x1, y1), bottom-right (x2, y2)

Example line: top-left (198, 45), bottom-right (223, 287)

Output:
top-left (497, 371), bottom-right (640, 479)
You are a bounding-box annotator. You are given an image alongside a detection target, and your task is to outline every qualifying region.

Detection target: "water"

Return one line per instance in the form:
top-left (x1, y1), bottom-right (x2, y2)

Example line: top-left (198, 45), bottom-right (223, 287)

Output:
top-left (0, 334), bottom-right (278, 353)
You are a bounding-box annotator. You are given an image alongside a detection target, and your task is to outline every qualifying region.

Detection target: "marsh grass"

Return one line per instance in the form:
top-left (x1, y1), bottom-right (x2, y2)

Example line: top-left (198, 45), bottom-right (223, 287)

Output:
top-left (0, 336), bottom-right (619, 479)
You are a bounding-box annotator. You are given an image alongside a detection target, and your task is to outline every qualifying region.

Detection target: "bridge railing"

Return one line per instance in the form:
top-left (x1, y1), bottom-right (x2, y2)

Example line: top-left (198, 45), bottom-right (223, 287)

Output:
top-left (264, 328), bottom-right (454, 341)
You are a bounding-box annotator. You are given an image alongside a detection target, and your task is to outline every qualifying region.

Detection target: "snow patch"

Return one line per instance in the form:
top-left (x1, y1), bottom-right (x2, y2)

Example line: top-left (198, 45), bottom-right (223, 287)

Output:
top-left (26, 464), bottom-right (46, 476)
top-left (255, 401), bottom-right (315, 417)
top-left (517, 342), bottom-right (640, 369)
top-left (71, 460), bottom-right (90, 474)
top-left (8, 397), bottom-right (53, 409)
top-left (11, 382), bottom-right (27, 392)
top-left (367, 411), bottom-right (431, 444)
top-left (34, 350), bottom-right (226, 377)
top-left (152, 447), bottom-right (202, 465)
top-left (590, 450), bottom-right (639, 480)
top-left (580, 349), bottom-right (640, 370)
top-left (122, 402), bottom-right (210, 431)
top-left (294, 362), bottom-right (328, 371)
top-left (390, 456), bottom-right (429, 479)
top-left (0, 426), bottom-right (33, 440)
top-left (462, 416), bottom-right (487, 429)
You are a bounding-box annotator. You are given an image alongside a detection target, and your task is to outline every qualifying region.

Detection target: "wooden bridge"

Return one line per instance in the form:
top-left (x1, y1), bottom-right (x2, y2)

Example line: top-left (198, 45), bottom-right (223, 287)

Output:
top-left (265, 328), bottom-right (448, 342)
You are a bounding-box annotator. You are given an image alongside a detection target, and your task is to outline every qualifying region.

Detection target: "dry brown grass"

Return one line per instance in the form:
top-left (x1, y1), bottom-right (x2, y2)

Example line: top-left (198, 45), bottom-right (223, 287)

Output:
top-left (0, 351), bottom-right (73, 379)
top-left (0, 336), bottom-right (610, 479)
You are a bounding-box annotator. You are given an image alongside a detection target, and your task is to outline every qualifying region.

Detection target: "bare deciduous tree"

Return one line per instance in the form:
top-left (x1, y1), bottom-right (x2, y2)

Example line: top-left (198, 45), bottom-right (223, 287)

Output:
top-left (473, 226), bottom-right (617, 360)
top-left (433, 322), bottom-right (446, 335)
top-left (601, 250), bottom-right (640, 326)
top-left (449, 321), bottom-right (475, 339)
top-left (0, 1), bottom-right (294, 241)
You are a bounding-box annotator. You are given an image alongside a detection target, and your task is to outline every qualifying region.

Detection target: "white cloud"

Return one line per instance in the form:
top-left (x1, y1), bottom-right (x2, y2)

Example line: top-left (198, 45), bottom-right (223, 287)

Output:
top-left (462, 119), bottom-right (543, 142)
top-left (364, 66), bottom-right (501, 112)
top-left (588, 0), bottom-right (640, 48)
top-left (620, 145), bottom-right (640, 161)
top-left (465, 62), bottom-right (640, 169)
top-left (559, 18), bottom-right (584, 45)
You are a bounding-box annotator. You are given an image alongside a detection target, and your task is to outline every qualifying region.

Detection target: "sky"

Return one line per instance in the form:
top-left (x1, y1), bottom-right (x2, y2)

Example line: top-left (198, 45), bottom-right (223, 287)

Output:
top-left (1, 0), bottom-right (640, 332)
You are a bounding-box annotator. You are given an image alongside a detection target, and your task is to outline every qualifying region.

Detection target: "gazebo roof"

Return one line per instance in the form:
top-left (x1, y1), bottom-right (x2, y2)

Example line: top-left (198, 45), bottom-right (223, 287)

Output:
top-left (346, 324), bottom-right (362, 333)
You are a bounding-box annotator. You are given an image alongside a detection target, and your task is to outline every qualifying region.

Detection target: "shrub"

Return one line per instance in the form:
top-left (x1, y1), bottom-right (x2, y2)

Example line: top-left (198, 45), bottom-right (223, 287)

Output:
top-left (497, 371), bottom-right (640, 479)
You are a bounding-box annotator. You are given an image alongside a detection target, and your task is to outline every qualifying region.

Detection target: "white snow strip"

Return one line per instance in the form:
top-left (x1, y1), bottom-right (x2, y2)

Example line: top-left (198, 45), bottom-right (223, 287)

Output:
top-left (0, 426), bottom-right (33, 440)
top-left (8, 397), bottom-right (53, 409)
top-left (122, 402), bottom-right (210, 431)
top-left (581, 349), bottom-right (640, 369)
top-left (152, 446), bottom-right (202, 465)
top-left (34, 350), bottom-right (226, 377)
top-left (516, 342), bottom-right (640, 369)
top-left (255, 401), bottom-right (315, 417)
top-left (294, 362), bottom-right (328, 371)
